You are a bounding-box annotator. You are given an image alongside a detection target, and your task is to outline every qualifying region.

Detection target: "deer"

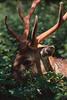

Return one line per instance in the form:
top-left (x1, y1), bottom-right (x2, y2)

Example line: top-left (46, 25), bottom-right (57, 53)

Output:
top-left (4, 0), bottom-right (67, 81)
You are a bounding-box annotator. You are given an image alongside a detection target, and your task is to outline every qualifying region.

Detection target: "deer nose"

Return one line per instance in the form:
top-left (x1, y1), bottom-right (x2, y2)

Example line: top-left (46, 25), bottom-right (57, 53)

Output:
top-left (49, 45), bottom-right (55, 51)
top-left (45, 45), bottom-right (55, 55)
top-left (40, 45), bottom-right (55, 57)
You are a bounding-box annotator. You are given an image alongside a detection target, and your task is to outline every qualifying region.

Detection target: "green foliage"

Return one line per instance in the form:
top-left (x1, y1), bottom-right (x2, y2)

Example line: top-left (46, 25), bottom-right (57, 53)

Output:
top-left (0, 0), bottom-right (67, 100)
top-left (0, 71), bottom-right (67, 100)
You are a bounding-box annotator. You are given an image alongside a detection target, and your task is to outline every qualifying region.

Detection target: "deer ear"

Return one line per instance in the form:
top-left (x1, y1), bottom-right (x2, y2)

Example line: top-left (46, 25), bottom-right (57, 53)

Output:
top-left (40, 45), bottom-right (55, 57)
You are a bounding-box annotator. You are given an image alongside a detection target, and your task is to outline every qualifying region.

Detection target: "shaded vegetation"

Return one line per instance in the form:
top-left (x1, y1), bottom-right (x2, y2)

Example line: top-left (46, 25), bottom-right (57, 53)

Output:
top-left (0, 0), bottom-right (67, 100)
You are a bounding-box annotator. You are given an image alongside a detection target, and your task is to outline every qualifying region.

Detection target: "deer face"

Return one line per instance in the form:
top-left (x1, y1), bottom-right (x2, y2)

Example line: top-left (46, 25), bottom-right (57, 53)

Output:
top-left (5, 0), bottom-right (67, 80)
top-left (13, 43), bottom-right (55, 80)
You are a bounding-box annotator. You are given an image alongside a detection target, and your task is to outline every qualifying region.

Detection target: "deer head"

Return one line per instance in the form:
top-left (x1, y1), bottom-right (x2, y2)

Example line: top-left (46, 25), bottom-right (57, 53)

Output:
top-left (5, 0), bottom-right (67, 80)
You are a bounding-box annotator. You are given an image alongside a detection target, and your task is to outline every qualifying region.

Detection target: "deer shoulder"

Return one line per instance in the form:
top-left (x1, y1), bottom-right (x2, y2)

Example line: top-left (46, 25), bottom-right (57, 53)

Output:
top-left (49, 56), bottom-right (67, 77)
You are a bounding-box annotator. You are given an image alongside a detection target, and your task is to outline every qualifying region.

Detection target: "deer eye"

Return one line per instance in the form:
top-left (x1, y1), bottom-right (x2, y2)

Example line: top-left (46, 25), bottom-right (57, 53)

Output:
top-left (23, 60), bottom-right (33, 66)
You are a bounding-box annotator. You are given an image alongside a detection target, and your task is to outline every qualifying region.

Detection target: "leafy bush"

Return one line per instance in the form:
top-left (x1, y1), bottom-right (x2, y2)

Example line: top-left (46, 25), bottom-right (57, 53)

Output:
top-left (0, 71), bottom-right (67, 100)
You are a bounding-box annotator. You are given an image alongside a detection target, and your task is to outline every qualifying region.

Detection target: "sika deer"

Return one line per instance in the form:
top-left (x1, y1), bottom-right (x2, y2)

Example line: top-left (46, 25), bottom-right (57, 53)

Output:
top-left (5, 0), bottom-right (67, 80)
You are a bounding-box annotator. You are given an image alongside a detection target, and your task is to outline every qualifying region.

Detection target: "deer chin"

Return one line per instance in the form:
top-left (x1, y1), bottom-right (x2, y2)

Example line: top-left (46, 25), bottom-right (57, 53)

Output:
top-left (13, 64), bottom-right (27, 80)
top-left (13, 63), bottom-right (38, 80)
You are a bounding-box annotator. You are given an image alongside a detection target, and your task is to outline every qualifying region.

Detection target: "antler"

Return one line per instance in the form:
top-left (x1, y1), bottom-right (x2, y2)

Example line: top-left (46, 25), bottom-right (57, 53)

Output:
top-left (5, 0), bottom-right (40, 42)
top-left (5, 16), bottom-right (21, 42)
top-left (18, 0), bottom-right (40, 40)
top-left (36, 2), bottom-right (67, 44)
top-left (31, 15), bottom-right (38, 45)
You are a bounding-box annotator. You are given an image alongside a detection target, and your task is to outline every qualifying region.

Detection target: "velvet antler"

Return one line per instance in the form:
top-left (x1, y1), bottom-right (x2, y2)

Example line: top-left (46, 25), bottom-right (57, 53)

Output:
top-left (5, 16), bottom-right (21, 42)
top-left (36, 2), bottom-right (67, 44)
top-left (18, 0), bottom-right (40, 40)
top-left (5, 0), bottom-right (40, 42)
top-left (31, 15), bottom-right (38, 45)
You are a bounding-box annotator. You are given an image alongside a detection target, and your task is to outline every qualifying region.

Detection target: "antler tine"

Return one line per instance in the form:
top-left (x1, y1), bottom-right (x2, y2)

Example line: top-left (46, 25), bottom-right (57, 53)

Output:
top-left (31, 15), bottom-right (38, 45)
top-left (36, 2), bottom-right (67, 44)
top-left (58, 2), bottom-right (63, 23)
top-left (17, 2), bottom-right (24, 22)
top-left (5, 16), bottom-right (21, 42)
top-left (17, 0), bottom-right (40, 40)
top-left (28, 0), bottom-right (40, 18)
